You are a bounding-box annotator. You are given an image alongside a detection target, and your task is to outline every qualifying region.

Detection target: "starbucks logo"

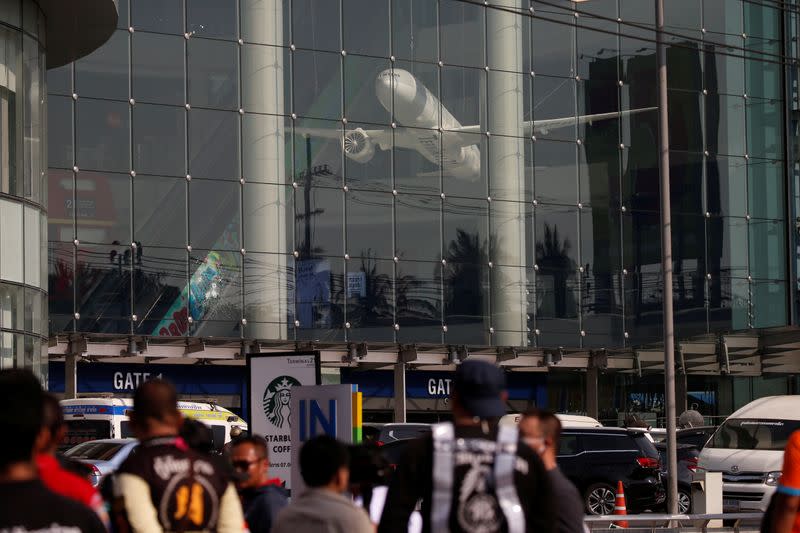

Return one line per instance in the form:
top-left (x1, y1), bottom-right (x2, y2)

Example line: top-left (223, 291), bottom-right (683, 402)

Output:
top-left (262, 376), bottom-right (300, 429)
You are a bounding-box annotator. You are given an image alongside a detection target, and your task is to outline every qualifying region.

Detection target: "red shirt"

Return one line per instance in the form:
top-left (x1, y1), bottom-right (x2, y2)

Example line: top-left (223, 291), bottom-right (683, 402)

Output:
top-left (36, 454), bottom-right (108, 526)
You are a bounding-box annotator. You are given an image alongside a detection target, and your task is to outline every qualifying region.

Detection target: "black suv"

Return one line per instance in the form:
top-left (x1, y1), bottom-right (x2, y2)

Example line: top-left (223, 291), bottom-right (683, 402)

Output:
top-left (558, 428), bottom-right (665, 515)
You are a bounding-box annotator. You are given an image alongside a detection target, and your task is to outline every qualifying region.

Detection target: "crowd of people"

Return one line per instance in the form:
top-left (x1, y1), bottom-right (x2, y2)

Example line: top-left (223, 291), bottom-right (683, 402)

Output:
top-left (5, 359), bottom-right (800, 533)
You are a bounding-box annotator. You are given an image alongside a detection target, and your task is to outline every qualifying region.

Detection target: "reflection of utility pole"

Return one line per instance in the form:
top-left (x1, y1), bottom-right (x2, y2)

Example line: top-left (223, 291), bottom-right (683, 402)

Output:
top-left (296, 135), bottom-right (332, 259)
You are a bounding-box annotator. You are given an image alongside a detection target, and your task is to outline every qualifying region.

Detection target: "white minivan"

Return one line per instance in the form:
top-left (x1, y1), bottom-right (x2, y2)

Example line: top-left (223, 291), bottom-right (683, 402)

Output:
top-left (61, 398), bottom-right (247, 451)
top-left (698, 395), bottom-right (800, 512)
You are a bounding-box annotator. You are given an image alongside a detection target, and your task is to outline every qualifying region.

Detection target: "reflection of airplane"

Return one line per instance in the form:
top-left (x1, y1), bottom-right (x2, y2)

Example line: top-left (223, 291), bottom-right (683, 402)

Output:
top-left (297, 69), bottom-right (656, 180)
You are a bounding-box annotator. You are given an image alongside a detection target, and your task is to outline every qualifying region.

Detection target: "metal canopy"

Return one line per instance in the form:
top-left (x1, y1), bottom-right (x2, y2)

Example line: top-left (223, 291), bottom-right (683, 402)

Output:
top-left (48, 325), bottom-right (800, 375)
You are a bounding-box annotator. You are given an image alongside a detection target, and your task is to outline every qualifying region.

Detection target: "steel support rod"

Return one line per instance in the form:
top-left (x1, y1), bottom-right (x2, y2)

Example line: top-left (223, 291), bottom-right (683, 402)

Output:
top-left (656, 0), bottom-right (679, 515)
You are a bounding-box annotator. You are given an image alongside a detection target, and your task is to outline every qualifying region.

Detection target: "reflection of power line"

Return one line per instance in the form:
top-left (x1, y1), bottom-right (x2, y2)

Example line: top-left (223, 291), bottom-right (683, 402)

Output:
top-left (296, 136), bottom-right (335, 258)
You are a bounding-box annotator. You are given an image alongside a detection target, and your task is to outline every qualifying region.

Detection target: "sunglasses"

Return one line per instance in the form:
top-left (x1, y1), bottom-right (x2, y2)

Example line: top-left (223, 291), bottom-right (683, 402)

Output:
top-left (232, 459), bottom-right (263, 471)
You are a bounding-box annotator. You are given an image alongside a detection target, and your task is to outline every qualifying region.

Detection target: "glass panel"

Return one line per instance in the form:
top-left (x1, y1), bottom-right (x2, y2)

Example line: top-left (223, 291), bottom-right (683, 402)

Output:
top-left (189, 179), bottom-right (240, 251)
top-left (72, 171), bottom-right (130, 246)
top-left (752, 280), bottom-right (787, 328)
top-left (670, 152), bottom-right (703, 215)
top-left (134, 247), bottom-right (189, 337)
top-left (0, 283), bottom-right (23, 330)
top-left (392, 0), bottom-right (438, 63)
top-left (292, 0), bottom-right (339, 52)
top-left (668, 90), bottom-right (702, 152)
top-left (346, 257), bottom-right (394, 342)
top-left (241, 0), bottom-right (289, 46)
top-left (75, 243), bottom-right (132, 333)
top-left (707, 156), bottom-right (747, 217)
top-left (23, 208), bottom-right (40, 288)
top-left (132, 32), bottom-right (184, 106)
top-left (188, 38), bottom-right (238, 109)
top-left (48, 242), bottom-right (75, 332)
top-left (749, 219), bottom-right (785, 280)
top-left (343, 56), bottom-right (391, 125)
top-left (440, 0), bottom-right (485, 69)
top-left (75, 99), bottom-right (130, 173)
top-left (75, 29), bottom-right (129, 100)
top-left (343, 121), bottom-right (392, 191)
top-left (134, 175), bottom-right (186, 248)
top-left (534, 75), bottom-right (576, 143)
top-left (133, 104), bottom-right (186, 177)
top-left (346, 189), bottom-right (393, 260)
top-left (395, 193), bottom-right (440, 263)
top-left (396, 261), bottom-right (442, 343)
top-left (242, 182), bottom-right (291, 254)
top-left (747, 97), bottom-right (782, 160)
top-left (292, 50), bottom-right (341, 120)
top-left (0, 199), bottom-right (22, 282)
top-left (242, 44), bottom-right (290, 115)
top-left (189, 109), bottom-right (239, 180)
top-left (187, 248), bottom-right (242, 337)
top-left (24, 288), bottom-right (44, 335)
top-left (748, 159), bottom-right (783, 220)
top-left (23, 36), bottom-right (40, 202)
top-left (48, 95), bottom-right (72, 169)
top-left (48, 64), bottom-right (71, 96)
top-left (294, 186), bottom-right (343, 258)
top-left (342, 0), bottom-right (389, 57)
top-left (535, 140), bottom-right (577, 205)
top-left (132, 0), bottom-right (183, 34)
top-left (187, 0), bottom-right (237, 40)
top-left (708, 216), bottom-right (748, 278)
top-left (295, 257), bottom-right (344, 340)
top-left (531, 9), bottom-right (574, 78)
top-left (707, 94), bottom-right (745, 156)
top-left (242, 114), bottom-right (290, 184)
top-left (244, 252), bottom-right (292, 334)
top-left (704, 35), bottom-right (744, 97)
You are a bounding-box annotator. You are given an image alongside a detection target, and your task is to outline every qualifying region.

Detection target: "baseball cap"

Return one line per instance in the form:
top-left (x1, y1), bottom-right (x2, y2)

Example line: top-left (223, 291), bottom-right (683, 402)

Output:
top-left (453, 360), bottom-right (507, 419)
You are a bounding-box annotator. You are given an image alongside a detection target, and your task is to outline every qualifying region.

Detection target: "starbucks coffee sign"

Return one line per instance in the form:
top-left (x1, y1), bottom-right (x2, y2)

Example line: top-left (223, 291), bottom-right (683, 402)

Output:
top-left (247, 352), bottom-right (320, 491)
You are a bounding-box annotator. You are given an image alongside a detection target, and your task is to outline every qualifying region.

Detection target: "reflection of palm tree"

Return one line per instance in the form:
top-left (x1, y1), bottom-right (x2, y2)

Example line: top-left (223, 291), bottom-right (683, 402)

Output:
top-left (351, 251), bottom-right (394, 327)
top-left (444, 230), bottom-right (488, 320)
top-left (535, 225), bottom-right (576, 318)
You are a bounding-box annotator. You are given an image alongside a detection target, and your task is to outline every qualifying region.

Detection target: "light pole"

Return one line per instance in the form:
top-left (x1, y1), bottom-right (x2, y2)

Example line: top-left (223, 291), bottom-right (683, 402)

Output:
top-left (656, 0), bottom-right (679, 515)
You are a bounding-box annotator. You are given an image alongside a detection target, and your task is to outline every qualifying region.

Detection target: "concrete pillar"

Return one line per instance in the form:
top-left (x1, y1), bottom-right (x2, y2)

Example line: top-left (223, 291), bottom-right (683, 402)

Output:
top-left (393, 362), bottom-right (407, 422)
top-left (487, 0), bottom-right (527, 347)
top-left (676, 368), bottom-right (688, 414)
top-left (241, 0), bottom-right (287, 340)
top-left (64, 353), bottom-right (77, 399)
top-left (586, 366), bottom-right (599, 419)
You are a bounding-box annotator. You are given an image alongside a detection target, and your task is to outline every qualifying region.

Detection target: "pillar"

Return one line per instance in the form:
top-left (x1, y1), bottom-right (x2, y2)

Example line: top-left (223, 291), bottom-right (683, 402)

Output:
top-left (394, 362), bottom-right (407, 422)
top-left (241, 0), bottom-right (288, 340)
top-left (586, 366), bottom-right (599, 419)
top-left (487, 0), bottom-right (527, 347)
top-left (64, 353), bottom-right (77, 399)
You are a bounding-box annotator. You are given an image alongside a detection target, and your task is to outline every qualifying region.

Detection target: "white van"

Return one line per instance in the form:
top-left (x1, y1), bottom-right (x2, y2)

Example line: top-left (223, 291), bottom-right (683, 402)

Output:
top-left (499, 412), bottom-right (603, 428)
top-left (61, 398), bottom-right (248, 451)
top-left (698, 395), bottom-right (800, 512)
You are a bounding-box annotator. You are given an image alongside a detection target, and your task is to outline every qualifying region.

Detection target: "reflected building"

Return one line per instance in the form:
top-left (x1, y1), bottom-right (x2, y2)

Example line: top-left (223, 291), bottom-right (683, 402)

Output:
top-left (45, 0), bottom-right (800, 422)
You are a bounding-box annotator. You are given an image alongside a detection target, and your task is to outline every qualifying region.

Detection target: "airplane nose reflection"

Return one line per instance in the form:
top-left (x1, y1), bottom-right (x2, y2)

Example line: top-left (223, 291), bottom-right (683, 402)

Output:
top-left (375, 69), bottom-right (415, 111)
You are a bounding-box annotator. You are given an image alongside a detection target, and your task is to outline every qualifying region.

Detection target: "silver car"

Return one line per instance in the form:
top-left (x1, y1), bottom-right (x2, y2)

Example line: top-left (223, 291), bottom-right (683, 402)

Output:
top-left (63, 438), bottom-right (139, 486)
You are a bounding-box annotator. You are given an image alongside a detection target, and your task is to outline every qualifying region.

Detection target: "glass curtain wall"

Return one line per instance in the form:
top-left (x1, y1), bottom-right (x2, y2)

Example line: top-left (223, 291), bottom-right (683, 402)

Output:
top-left (0, 0), bottom-right (48, 379)
top-left (47, 0), bottom-right (788, 349)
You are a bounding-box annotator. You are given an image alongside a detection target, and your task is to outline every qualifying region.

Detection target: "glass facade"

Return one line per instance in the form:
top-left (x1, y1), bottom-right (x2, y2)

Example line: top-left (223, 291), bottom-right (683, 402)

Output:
top-left (47, 0), bottom-right (790, 354)
top-left (0, 0), bottom-right (48, 378)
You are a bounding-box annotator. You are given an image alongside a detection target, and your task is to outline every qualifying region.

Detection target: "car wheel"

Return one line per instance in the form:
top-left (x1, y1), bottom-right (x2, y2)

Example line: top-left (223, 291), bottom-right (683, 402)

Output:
top-left (585, 483), bottom-right (617, 515)
top-left (678, 489), bottom-right (691, 514)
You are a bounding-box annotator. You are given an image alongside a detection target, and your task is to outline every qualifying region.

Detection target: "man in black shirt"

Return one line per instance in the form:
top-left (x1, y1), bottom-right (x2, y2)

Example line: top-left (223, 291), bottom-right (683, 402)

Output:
top-left (0, 369), bottom-right (106, 533)
top-left (110, 379), bottom-right (244, 532)
top-left (519, 409), bottom-right (586, 533)
top-left (378, 361), bottom-right (555, 533)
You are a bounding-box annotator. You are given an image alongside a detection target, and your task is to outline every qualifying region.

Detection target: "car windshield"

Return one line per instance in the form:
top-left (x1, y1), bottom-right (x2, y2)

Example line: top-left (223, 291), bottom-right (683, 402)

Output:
top-left (708, 419), bottom-right (800, 451)
top-left (64, 441), bottom-right (126, 460)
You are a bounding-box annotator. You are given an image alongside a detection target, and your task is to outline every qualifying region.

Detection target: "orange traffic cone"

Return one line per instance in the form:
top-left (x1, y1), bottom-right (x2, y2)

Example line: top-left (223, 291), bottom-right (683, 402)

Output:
top-left (613, 480), bottom-right (629, 528)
